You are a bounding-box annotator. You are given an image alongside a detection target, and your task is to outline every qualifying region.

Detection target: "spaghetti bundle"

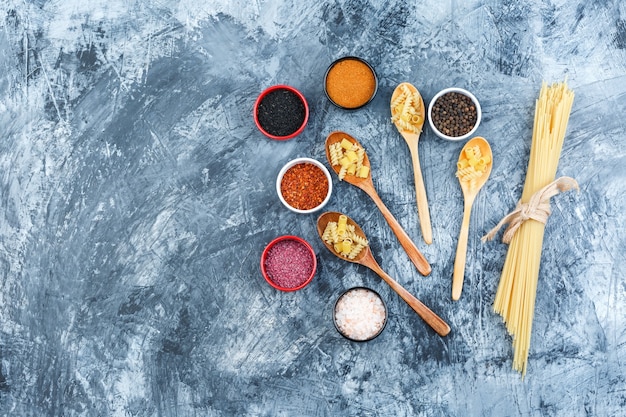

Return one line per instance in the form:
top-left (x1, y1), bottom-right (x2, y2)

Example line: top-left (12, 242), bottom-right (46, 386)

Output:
top-left (485, 81), bottom-right (576, 376)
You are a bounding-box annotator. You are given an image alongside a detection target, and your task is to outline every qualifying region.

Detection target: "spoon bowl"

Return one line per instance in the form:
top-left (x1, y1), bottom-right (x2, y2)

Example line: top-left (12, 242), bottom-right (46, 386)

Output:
top-left (325, 131), bottom-right (372, 188)
top-left (325, 131), bottom-right (431, 276)
top-left (316, 211), bottom-right (369, 263)
top-left (317, 211), bottom-right (450, 337)
top-left (452, 136), bottom-right (493, 300)
top-left (391, 82), bottom-right (432, 245)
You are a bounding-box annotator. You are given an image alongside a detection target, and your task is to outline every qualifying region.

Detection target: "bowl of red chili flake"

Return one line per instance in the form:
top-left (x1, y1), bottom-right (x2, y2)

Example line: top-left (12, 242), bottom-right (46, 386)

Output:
top-left (261, 235), bottom-right (317, 291)
top-left (276, 157), bottom-right (332, 214)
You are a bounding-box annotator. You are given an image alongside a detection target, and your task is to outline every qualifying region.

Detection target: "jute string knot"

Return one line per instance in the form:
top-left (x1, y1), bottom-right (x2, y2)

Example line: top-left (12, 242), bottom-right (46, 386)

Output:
top-left (482, 176), bottom-right (579, 244)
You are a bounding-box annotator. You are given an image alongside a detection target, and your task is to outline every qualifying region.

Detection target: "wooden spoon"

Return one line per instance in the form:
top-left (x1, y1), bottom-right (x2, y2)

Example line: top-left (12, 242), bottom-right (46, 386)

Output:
top-left (317, 211), bottom-right (450, 337)
top-left (391, 82), bottom-right (432, 245)
top-left (325, 131), bottom-right (431, 276)
top-left (452, 137), bottom-right (493, 301)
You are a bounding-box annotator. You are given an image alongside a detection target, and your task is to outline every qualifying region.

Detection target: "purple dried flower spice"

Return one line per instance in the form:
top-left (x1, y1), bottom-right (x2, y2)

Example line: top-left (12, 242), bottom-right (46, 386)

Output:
top-left (263, 239), bottom-right (314, 289)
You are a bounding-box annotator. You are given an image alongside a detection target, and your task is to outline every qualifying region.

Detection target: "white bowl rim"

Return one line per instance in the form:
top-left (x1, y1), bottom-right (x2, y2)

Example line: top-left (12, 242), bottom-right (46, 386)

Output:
top-left (276, 157), bottom-right (333, 214)
top-left (427, 87), bottom-right (482, 142)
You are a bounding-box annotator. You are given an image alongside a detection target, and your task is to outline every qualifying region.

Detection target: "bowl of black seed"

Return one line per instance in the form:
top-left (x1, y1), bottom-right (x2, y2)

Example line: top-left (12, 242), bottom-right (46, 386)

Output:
top-left (254, 85), bottom-right (309, 140)
top-left (427, 87), bottom-right (481, 141)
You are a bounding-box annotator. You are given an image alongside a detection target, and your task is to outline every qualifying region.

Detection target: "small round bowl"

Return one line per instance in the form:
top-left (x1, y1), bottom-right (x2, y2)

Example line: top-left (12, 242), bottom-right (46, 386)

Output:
top-left (276, 157), bottom-right (333, 214)
top-left (254, 85), bottom-right (309, 140)
top-left (333, 287), bottom-right (387, 342)
top-left (260, 235), bottom-right (317, 292)
top-left (427, 87), bottom-right (482, 141)
top-left (324, 56), bottom-right (378, 110)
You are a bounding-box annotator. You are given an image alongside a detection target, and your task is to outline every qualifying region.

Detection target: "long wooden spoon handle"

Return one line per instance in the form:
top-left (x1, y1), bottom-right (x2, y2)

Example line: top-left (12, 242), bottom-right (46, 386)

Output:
top-left (368, 259), bottom-right (450, 336)
top-left (452, 199), bottom-right (473, 300)
top-left (362, 184), bottom-right (431, 276)
top-left (410, 146), bottom-right (432, 245)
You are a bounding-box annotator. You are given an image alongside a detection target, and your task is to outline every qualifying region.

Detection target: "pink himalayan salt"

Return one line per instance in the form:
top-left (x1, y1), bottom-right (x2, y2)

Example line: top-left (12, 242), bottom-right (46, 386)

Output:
top-left (334, 288), bottom-right (386, 341)
top-left (264, 239), bottom-right (314, 289)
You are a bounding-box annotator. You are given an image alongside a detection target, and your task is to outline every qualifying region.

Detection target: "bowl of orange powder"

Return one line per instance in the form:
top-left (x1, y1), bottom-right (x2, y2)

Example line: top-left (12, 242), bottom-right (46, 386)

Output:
top-left (276, 157), bottom-right (332, 214)
top-left (324, 56), bottom-right (378, 110)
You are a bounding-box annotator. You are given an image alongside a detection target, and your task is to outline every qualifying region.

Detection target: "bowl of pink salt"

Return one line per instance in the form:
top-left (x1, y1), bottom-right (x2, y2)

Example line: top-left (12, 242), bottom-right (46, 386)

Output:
top-left (260, 235), bottom-right (317, 291)
top-left (333, 287), bottom-right (387, 342)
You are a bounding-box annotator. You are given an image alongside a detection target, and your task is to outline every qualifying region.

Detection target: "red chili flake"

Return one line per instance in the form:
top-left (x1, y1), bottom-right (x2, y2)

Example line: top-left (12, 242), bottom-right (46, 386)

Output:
top-left (280, 163), bottom-right (329, 210)
top-left (264, 239), bottom-right (314, 289)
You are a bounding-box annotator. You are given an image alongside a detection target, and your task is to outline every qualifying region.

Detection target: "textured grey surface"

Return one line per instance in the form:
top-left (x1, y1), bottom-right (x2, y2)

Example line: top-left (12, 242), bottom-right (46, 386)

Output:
top-left (1, 0), bottom-right (625, 416)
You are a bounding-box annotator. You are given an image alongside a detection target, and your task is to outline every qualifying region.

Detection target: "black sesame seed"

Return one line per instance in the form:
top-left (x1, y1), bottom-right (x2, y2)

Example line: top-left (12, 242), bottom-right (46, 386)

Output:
top-left (257, 89), bottom-right (306, 137)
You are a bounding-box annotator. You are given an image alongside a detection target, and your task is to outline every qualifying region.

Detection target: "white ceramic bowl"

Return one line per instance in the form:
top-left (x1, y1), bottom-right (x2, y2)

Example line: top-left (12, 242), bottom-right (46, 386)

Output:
top-left (427, 87), bottom-right (482, 141)
top-left (276, 157), bottom-right (333, 214)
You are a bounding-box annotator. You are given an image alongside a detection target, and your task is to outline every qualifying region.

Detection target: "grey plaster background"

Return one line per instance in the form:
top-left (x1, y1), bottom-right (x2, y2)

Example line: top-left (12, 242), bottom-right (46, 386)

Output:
top-left (1, 0), bottom-right (625, 416)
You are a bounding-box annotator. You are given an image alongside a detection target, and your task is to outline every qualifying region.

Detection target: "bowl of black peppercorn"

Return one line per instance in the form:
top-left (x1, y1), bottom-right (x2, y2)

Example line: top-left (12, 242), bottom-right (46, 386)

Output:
top-left (254, 85), bottom-right (309, 140)
top-left (428, 87), bottom-right (481, 141)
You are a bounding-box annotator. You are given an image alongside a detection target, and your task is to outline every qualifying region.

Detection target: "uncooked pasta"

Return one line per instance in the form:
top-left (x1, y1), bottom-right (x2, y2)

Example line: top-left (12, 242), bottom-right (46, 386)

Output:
top-left (486, 81), bottom-right (576, 376)
top-left (322, 217), bottom-right (369, 260)
top-left (329, 137), bottom-right (369, 181)
top-left (390, 82), bottom-right (424, 134)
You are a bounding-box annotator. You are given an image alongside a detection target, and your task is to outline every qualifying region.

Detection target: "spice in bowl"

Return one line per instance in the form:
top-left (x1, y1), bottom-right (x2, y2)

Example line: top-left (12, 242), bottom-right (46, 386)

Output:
top-left (428, 87), bottom-right (481, 141)
top-left (333, 287), bottom-right (387, 342)
top-left (324, 57), bottom-right (378, 109)
top-left (261, 236), bottom-right (316, 291)
top-left (254, 85), bottom-right (309, 140)
top-left (276, 157), bottom-right (332, 214)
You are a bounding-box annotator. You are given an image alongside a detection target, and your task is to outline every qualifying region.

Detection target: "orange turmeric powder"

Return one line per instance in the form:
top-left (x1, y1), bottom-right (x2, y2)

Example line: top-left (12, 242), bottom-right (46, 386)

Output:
top-left (325, 58), bottom-right (377, 109)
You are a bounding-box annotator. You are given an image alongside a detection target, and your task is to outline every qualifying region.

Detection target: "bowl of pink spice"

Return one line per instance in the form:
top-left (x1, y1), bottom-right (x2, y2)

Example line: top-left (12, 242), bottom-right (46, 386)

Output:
top-left (260, 235), bottom-right (317, 291)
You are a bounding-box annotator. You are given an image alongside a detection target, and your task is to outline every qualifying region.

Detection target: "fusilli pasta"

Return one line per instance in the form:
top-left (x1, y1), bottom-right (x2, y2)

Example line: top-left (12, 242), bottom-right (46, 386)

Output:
top-left (322, 216), bottom-right (369, 260)
top-left (330, 137), bottom-right (369, 181)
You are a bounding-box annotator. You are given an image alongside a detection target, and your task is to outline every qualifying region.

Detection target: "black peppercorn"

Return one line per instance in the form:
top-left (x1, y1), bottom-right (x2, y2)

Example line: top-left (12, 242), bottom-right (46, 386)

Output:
top-left (431, 92), bottom-right (478, 138)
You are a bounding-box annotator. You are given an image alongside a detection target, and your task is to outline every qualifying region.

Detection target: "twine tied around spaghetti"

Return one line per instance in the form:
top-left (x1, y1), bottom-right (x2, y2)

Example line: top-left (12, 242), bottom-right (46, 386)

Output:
top-left (482, 176), bottom-right (579, 244)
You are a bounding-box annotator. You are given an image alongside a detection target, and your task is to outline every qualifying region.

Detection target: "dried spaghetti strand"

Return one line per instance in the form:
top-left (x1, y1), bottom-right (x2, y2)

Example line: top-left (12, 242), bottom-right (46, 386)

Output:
top-left (489, 81), bottom-right (575, 377)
